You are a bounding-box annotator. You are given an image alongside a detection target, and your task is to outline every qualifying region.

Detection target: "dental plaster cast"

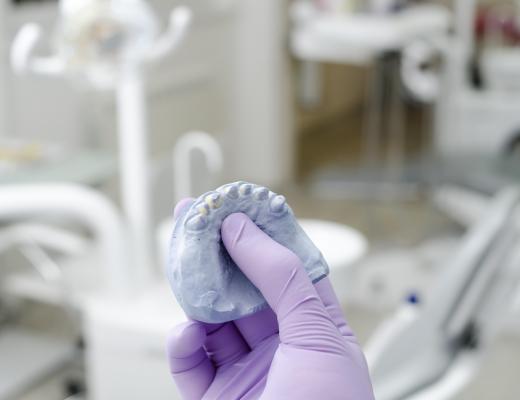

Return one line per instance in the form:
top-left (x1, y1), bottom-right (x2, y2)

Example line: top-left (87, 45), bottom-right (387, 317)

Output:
top-left (168, 181), bottom-right (329, 323)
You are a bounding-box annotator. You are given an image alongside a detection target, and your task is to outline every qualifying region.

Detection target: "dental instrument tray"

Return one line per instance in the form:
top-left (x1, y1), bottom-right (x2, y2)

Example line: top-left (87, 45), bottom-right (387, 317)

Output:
top-left (167, 181), bottom-right (329, 323)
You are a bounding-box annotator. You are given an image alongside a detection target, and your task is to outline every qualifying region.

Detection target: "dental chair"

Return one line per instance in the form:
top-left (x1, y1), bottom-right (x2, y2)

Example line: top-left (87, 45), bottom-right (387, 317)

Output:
top-left (366, 187), bottom-right (520, 400)
top-left (0, 183), bottom-right (129, 399)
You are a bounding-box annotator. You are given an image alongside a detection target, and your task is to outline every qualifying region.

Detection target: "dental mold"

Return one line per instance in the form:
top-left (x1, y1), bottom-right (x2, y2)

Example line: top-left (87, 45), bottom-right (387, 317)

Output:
top-left (167, 181), bottom-right (329, 323)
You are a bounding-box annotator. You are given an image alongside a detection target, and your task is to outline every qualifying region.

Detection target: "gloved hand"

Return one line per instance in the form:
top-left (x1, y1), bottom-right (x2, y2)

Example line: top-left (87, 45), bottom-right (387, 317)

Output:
top-left (167, 199), bottom-right (374, 400)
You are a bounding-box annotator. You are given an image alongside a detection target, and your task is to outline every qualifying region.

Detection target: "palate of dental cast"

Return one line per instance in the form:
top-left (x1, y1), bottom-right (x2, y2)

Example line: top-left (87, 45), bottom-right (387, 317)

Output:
top-left (167, 181), bottom-right (329, 323)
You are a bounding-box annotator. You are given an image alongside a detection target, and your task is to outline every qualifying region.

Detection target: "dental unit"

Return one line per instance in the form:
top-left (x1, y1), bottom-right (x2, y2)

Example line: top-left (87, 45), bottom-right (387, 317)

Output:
top-left (5, 1), bottom-right (370, 399)
top-left (5, 2), bottom-right (193, 398)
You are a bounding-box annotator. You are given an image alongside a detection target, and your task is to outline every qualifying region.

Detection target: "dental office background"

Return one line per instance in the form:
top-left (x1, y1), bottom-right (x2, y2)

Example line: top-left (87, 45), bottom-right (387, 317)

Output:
top-left (1, 0), bottom-right (520, 399)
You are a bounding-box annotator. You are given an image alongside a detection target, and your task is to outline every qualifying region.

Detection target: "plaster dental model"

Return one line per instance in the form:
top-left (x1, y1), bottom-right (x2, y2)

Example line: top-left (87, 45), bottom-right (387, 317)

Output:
top-left (168, 181), bottom-right (329, 323)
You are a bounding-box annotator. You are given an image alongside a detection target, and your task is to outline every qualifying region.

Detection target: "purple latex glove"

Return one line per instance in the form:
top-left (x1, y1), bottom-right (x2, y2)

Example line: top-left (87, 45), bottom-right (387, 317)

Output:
top-left (167, 199), bottom-right (374, 400)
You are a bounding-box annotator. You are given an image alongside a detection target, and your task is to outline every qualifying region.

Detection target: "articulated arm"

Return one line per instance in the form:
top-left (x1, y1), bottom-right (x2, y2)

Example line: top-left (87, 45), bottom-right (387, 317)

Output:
top-left (10, 23), bottom-right (66, 76)
top-left (146, 6), bottom-right (192, 63)
top-left (10, 4), bottom-right (192, 79)
top-left (367, 187), bottom-right (520, 400)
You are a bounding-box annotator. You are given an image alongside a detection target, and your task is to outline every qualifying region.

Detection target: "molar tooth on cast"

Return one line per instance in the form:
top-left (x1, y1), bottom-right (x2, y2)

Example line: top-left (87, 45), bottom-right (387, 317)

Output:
top-left (205, 192), bottom-right (223, 209)
top-left (253, 187), bottom-right (269, 201)
top-left (270, 195), bottom-right (286, 213)
top-left (239, 183), bottom-right (253, 196)
top-left (223, 184), bottom-right (239, 199)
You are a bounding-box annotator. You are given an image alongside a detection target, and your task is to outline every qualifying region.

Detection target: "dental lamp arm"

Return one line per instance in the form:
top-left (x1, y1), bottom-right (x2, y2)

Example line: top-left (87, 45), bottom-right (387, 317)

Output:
top-left (10, 24), bottom-right (66, 76)
top-left (146, 6), bottom-right (192, 63)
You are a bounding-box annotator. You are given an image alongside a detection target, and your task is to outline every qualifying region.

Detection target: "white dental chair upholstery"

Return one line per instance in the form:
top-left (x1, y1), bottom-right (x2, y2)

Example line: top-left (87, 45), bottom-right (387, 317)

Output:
top-left (366, 187), bottom-right (520, 400)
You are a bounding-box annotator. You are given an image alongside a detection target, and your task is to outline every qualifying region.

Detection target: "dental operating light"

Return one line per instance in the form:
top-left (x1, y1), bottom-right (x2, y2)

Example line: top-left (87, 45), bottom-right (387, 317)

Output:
top-left (11, 0), bottom-right (192, 285)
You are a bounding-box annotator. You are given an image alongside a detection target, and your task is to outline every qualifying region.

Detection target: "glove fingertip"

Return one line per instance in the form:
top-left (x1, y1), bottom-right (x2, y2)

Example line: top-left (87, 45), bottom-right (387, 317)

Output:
top-left (173, 198), bottom-right (195, 220)
top-left (167, 321), bottom-right (207, 359)
top-left (221, 212), bottom-right (253, 251)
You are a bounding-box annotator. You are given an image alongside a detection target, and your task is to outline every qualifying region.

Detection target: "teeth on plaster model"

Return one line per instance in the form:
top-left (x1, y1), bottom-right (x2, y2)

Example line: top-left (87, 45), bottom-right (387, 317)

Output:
top-left (197, 203), bottom-right (210, 216)
top-left (239, 183), bottom-right (252, 196)
top-left (185, 214), bottom-right (208, 231)
top-left (253, 187), bottom-right (269, 201)
top-left (167, 181), bottom-right (329, 323)
top-left (224, 184), bottom-right (239, 199)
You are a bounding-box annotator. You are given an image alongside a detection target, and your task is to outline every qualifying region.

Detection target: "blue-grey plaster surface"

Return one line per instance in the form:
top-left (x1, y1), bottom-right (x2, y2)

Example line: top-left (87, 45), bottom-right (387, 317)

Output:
top-left (167, 181), bottom-right (329, 323)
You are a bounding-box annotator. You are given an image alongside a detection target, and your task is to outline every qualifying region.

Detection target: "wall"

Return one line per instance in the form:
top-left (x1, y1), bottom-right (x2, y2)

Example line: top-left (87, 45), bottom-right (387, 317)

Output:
top-left (0, 0), bottom-right (10, 137)
top-left (230, 0), bottom-right (295, 187)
